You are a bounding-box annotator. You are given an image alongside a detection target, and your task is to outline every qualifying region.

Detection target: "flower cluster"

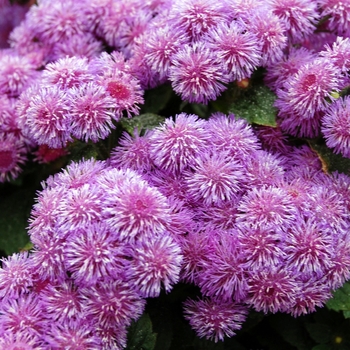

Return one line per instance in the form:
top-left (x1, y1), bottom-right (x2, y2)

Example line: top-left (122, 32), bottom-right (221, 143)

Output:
top-left (1, 0), bottom-right (350, 347)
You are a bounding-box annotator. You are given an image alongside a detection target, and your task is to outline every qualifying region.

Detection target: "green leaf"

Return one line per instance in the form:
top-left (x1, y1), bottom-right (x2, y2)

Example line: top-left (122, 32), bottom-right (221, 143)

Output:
top-left (141, 84), bottom-right (174, 114)
top-left (0, 186), bottom-right (34, 255)
top-left (326, 282), bottom-right (350, 317)
top-left (312, 345), bottom-right (332, 350)
top-left (228, 84), bottom-right (277, 127)
top-left (307, 138), bottom-right (350, 174)
top-left (120, 113), bottom-right (166, 135)
top-left (126, 313), bottom-right (157, 350)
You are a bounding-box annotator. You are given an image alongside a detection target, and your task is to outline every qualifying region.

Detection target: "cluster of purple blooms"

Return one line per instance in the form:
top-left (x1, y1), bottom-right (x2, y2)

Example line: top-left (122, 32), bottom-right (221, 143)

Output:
top-left (1, 0), bottom-right (350, 348)
top-left (2, 0), bottom-right (350, 181)
top-left (1, 112), bottom-right (350, 348)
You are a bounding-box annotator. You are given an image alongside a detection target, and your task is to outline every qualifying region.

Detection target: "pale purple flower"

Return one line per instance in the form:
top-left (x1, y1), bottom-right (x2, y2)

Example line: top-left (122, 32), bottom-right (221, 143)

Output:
top-left (81, 280), bottom-right (146, 329)
top-left (269, 0), bottom-right (319, 43)
top-left (40, 281), bottom-right (84, 326)
top-left (319, 0), bottom-right (350, 36)
top-left (64, 222), bottom-right (125, 286)
top-left (110, 129), bottom-right (155, 172)
top-left (320, 36), bottom-right (350, 73)
top-left (284, 219), bottom-right (334, 279)
top-left (0, 132), bottom-right (27, 183)
top-left (197, 229), bottom-right (248, 302)
top-left (102, 176), bottom-right (171, 242)
top-left (183, 298), bottom-right (248, 342)
top-left (93, 324), bottom-right (128, 350)
top-left (68, 82), bottom-right (117, 143)
top-left (247, 267), bottom-right (296, 313)
top-left (0, 332), bottom-right (43, 350)
top-left (169, 0), bottom-right (229, 42)
top-left (125, 233), bottom-right (183, 297)
top-left (169, 42), bottom-right (229, 104)
top-left (142, 25), bottom-right (189, 82)
top-left (275, 58), bottom-right (342, 119)
top-left (148, 113), bottom-right (210, 174)
top-left (264, 47), bottom-right (316, 91)
top-left (0, 53), bottom-right (38, 97)
top-left (23, 86), bottom-right (72, 148)
top-left (185, 151), bottom-right (244, 205)
top-left (207, 113), bottom-right (260, 160)
top-left (44, 320), bottom-right (101, 350)
top-left (288, 278), bottom-right (332, 317)
top-left (249, 10), bottom-right (287, 66)
top-left (0, 294), bottom-right (46, 338)
top-left (237, 186), bottom-right (298, 230)
top-left (0, 252), bottom-right (33, 300)
top-left (206, 20), bottom-right (262, 81)
top-left (322, 97), bottom-right (350, 158)
top-left (41, 56), bottom-right (93, 89)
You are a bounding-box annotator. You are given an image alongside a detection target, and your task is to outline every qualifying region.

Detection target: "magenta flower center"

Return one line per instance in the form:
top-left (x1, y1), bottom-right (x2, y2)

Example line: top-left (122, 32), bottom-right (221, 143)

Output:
top-left (107, 82), bottom-right (131, 100)
top-left (300, 74), bottom-right (316, 92)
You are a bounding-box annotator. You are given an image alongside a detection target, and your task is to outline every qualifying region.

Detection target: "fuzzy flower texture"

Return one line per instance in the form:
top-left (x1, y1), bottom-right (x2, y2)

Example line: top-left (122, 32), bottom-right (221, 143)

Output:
top-left (2, 0), bottom-right (350, 348)
top-left (1, 113), bottom-right (350, 348)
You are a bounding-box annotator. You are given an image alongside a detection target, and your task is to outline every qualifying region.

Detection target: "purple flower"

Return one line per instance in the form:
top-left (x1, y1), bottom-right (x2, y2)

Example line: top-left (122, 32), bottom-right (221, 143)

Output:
top-left (288, 278), bottom-right (332, 317)
top-left (183, 297), bottom-right (248, 342)
top-left (41, 56), bottom-right (93, 89)
top-left (125, 233), bottom-right (183, 297)
top-left (197, 229), bottom-right (248, 302)
top-left (142, 25), bottom-right (189, 82)
top-left (0, 53), bottom-right (38, 97)
top-left (207, 113), bottom-right (260, 160)
top-left (0, 332), bottom-right (43, 350)
top-left (247, 267), bottom-right (296, 313)
top-left (44, 320), bottom-right (101, 350)
top-left (169, 42), bottom-right (229, 104)
top-left (23, 86), bottom-right (72, 148)
top-left (110, 129), bottom-right (155, 172)
top-left (185, 151), bottom-right (244, 205)
top-left (40, 280), bottom-right (84, 326)
top-left (68, 82), bottom-right (117, 143)
top-left (275, 58), bottom-right (342, 119)
top-left (56, 184), bottom-right (103, 232)
top-left (0, 294), bottom-right (46, 338)
top-left (102, 176), bottom-right (170, 242)
top-left (206, 20), bottom-right (262, 81)
top-left (0, 132), bottom-right (27, 183)
top-left (255, 125), bottom-right (292, 154)
top-left (249, 10), bottom-right (287, 66)
top-left (81, 280), bottom-right (145, 329)
top-left (319, 0), bottom-right (350, 36)
top-left (264, 47), bottom-right (316, 91)
top-left (148, 113), bottom-right (210, 174)
top-left (169, 0), bottom-right (229, 42)
top-left (269, 0), bottom-right (319, 43)
top-left (322, 97), bottom-right (350, 158)
top-left (238, 226), bottom-right (286, 271)
top-left (320, 36), bottom-right (350, 73)
top-left (237, 186), bottom-right (298, 230)
top-left (284, 219), bottom-right (334, 279)
top-left (243, 150), bottom-right (286, 188)
top-left (0, 252), bottom-right (33, 301)
top-left (63, 222), bottom-right (125, 286)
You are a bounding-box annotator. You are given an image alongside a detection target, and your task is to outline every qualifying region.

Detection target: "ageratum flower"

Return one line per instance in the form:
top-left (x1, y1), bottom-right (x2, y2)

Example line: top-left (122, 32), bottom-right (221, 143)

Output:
top-left (149, 113), bottom-right (210, 174)
top-left (275, 58), bottom-right (342, 119)
top-left (0, 252), bottom-right (33, 301)
top-left (319, 0), bottom-right (350, 36)
top-left (206, 20), bottom-right (262, 81)
top-left (41, 56), bottom-right (93, 89)
top-left (125, 233), bottom-right (183, 297)
top-left (320, 36), bottom-right (350, 73)
top-left (183, 298), bottom-right (248, 342)
top-left (68, 82), bottom-right (117, 143)
top-left (322, 96), bottom-right (350, 158)
top-left (169, 42), bottom-right (229, 104)
top-left (185, 151), bottom-right (244, 205)
top-left (269, 0), bottom-right (319, 43)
